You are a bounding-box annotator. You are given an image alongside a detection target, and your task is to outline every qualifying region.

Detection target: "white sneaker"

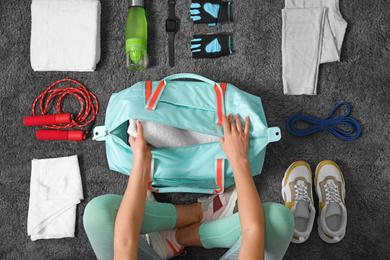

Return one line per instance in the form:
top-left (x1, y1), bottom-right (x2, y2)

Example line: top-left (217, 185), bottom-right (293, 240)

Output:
top-left (315, 160), bottom-right (347, 243)
top-left (148, 229), bottom-right (184, 260)
top-left (144, 191), bottom-right (185, 259)
top-left (146, 190), bottom-right (157, 202)
top-left (198, 185), bottom-right (238, 223)
top-left (282, 161), bottom-right (316, 243)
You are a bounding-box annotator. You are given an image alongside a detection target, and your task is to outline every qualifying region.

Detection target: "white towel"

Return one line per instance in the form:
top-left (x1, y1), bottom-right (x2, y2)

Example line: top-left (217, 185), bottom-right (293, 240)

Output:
top-left (30, 0), bottom-right (101, 71)
top-left (128, 119), bottom-right (219, 148)
top-left (27, 155), bottom-right (84, 241)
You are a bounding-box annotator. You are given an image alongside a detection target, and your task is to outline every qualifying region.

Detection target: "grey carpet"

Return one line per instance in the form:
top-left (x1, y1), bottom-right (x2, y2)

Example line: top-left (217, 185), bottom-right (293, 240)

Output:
top-left (1, 0), bottom-right (390, 259)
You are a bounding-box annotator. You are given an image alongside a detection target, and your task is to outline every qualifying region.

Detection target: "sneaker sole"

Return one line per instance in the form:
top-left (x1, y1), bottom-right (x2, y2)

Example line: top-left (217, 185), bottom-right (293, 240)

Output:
top-left (291, 236), bottom-right (310, 244)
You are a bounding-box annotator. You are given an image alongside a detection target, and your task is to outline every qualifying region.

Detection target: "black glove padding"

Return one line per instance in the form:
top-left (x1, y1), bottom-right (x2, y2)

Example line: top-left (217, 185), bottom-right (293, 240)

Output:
top-left (190, 0), bottom-right (231, 26)
top-left (191, 33), bottom-right (232, 59)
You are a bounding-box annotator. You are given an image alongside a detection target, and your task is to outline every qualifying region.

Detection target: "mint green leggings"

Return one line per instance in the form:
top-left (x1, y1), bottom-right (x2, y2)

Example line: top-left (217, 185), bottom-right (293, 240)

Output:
top-left (83, 194), bottom-right (294, 260)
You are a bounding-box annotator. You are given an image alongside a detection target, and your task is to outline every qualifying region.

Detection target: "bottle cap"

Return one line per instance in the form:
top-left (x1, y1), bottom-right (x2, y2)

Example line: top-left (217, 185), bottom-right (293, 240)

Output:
top-left (129, 0), bottom-right (144, 7)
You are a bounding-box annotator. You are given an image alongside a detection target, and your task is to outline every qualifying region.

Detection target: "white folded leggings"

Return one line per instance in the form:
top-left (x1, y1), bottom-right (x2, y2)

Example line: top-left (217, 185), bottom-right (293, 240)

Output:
top-left (282, 0), bottom-right (347, 95)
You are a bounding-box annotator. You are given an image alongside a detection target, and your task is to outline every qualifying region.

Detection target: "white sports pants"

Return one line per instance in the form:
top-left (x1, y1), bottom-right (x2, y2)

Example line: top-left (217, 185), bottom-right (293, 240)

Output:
top-left (282, 0), bottom-right (347, 95)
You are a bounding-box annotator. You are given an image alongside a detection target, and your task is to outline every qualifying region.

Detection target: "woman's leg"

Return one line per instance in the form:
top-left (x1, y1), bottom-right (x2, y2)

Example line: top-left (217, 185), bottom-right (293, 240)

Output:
top-left (175, 203), bottom-right (294, 260)
top-left (175, 210), bottom-right (241, 248)
top-left (219, 203), bottom-right (294, 260)
top-left (198, 213), bottom-right (242, 249)
top-left (83, 194), bottom-right (202, 260)
top-left (83, 195), bottom-right (122, 260)
top-left (262, 203), bottom-right (294, 260)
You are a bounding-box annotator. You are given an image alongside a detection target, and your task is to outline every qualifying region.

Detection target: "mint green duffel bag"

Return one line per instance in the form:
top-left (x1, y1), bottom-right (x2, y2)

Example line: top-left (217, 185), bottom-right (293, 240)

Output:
top-left (93, 73), bottom-right (281, 194)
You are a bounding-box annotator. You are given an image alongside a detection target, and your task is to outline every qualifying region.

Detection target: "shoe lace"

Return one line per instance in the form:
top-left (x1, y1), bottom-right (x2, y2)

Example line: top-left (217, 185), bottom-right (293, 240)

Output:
top-left (294, 182), bottom-right (310, 203)
top-left (324, 181), bottom-right (341, 203)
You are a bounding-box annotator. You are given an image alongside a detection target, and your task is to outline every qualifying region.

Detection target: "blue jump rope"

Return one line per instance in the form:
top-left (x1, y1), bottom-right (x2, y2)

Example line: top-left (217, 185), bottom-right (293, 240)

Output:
top-left (287, 102), bottom-right (361, 141)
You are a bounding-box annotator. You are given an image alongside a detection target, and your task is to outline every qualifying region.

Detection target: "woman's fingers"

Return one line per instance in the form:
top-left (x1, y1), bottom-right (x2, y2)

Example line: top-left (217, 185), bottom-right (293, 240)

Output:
top-left (228, 114), bottom-right (236, 132)
top-left (223, 114), bottom-right (249, 136)
top-left (128, 135), bottom-right (136, 146)
top-left (136, 121), bottom-right (145, 142)
top-left (222, 114), bottom-right (230, 134)
top-left (235, 114), bottom-right (242, 131)
top-left (244, 116), bottom-right (250, 136)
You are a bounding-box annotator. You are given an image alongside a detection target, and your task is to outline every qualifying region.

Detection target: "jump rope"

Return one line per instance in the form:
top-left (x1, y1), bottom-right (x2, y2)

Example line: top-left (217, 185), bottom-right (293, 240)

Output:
top-left (23, 79), bottom-right (99, 141)
top-left (287, 102), bottom-right (361, 141)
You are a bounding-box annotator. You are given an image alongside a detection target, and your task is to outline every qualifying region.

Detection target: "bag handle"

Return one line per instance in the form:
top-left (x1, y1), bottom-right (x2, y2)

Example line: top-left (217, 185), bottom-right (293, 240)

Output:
top-left (213, 158), bottom-right (225, 194)
top-left (162, 73), bottom-right (217, 86)
top-left (148, 158), bottom-right (225, 194)
top-left (145, 74), bottom-right (226, 125)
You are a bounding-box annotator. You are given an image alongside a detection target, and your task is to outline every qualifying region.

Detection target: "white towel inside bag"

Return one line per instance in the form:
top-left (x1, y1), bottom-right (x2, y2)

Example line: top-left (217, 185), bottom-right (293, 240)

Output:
top-left (128, 119), bottom-right (219, 148)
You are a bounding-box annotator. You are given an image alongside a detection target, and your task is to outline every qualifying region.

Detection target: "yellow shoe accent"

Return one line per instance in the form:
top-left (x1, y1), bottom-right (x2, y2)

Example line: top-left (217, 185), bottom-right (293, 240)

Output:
top-left (320, 202), bottom-right (326, 213)
top-left (286, 202), bottom-right (295, 210)
top-left (315, 160), bottom-right (344, 184)
top-left (283, 161), bottom-right (312, 186)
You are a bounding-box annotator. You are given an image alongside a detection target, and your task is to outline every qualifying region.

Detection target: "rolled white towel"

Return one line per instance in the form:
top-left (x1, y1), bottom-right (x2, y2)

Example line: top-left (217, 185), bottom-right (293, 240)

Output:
top-left (128, 119), bottom-right (219, 148)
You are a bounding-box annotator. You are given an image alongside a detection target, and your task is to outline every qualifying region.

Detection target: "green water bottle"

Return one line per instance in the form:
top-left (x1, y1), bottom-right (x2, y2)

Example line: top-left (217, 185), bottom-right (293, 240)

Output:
top-left (126, 0), bottom-right (147, 70)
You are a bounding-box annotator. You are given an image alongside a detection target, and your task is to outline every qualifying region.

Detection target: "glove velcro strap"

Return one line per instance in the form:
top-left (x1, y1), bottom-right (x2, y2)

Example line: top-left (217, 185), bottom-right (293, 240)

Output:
top-left (218, 34), bottom-right (232, 57)
top-left (218, 2), bottom-right (230, 23)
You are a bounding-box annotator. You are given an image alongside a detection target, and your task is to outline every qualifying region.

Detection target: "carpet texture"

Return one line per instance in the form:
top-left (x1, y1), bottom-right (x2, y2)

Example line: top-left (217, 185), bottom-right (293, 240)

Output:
top-left (1, 0), bottom-right (390, 259)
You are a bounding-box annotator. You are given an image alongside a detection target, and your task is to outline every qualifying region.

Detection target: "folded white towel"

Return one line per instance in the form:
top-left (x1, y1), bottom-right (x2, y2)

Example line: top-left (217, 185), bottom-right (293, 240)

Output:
top-left (27, 155), bottom-right (84, 241)
top-left (30, 0), bottom-right (101, 71)
top-left (128, 119), bottom-right (219, 148)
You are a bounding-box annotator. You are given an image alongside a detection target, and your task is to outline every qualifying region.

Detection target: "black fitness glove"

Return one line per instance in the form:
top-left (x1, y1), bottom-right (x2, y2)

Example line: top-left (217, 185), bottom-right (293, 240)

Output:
top-left (190, 0), bottom-right (231, 26)
top-left (191, 33), bottom-right (232, 58)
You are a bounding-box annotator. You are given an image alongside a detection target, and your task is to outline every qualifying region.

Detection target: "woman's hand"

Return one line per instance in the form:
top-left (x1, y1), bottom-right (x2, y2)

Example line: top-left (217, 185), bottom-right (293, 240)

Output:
top-left (220, 114), bottom-right (264, 259)
top-left (115, 121), bottom-right (152, 260)
top-left (219, 114), bottom-right (250, 168)
top-left (128, 121), bottom-right (152, 164)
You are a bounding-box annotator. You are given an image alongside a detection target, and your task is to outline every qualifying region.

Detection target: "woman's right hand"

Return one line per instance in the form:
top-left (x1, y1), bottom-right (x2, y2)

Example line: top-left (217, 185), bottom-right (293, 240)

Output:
top-left (128, 121), bottom-right (152, 165)
top-left (219, 114), bottom-right (250, 168)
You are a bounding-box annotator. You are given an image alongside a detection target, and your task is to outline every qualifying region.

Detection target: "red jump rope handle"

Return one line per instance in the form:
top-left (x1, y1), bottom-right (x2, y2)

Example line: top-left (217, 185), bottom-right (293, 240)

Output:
top-left (24, 114), bottom-right (72, 126)
top-left (36, 130), bottom-right (85, 141)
